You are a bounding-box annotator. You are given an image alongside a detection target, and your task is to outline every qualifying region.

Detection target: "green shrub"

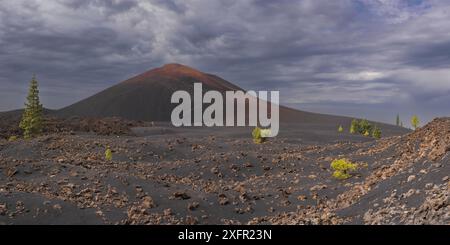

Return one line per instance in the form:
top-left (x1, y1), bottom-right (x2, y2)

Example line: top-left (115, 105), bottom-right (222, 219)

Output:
top-left (331, 159), bottom-right (358, 180)
top-left (252, 127), bottom-right (262, 144)
top-left (105, 148), bottom-right (113, 161)
top-left (333, 170), bottom-right (352, 180)
top-left (260, 129), bottom-right (272, 138)
top-left (252, 127), bottom-right (268, 144)
top-left (338, 125), bottom-right (344, 133)
top-left (8, 135), bottom-right (18, 142)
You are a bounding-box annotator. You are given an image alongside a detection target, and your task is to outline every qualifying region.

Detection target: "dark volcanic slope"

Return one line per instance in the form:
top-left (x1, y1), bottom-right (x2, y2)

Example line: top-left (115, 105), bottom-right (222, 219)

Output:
top-left (57, 64), bottom-right (242, 122)
top-left (56, 63), bottom-right (407, 135)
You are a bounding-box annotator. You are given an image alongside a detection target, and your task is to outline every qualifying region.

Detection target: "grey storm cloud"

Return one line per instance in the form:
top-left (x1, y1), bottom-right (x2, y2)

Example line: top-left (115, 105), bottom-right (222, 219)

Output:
top-left (1, 0), bottom-right (450, 124)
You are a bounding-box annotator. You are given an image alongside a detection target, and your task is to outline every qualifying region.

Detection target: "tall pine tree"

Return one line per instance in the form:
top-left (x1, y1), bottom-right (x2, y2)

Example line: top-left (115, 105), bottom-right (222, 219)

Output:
top-left (19, 75), bottom-right (43, 139)
top-left (396, 113), bottom-right (400, 126)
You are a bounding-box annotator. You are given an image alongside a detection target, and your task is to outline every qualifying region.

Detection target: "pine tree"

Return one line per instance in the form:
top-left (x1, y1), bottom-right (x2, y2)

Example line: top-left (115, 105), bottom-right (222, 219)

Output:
top-left (411, 115), bottom-right (420, 130)
top-left (350, 119), bottom-right (358, 134)
top-left (359, 119), bottom-right (372, 135)
top-left (396, 114), bottom-right (400, 126)
top-left (372, 126), bottom-right (381, 139)
top-left (19, 75), bottom-right (43, 139)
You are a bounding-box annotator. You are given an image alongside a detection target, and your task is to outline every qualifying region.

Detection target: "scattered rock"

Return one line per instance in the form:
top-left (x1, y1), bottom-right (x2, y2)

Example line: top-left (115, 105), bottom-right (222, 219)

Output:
top-left (407, 175), bottom-right (416, 182)
top-left (187, 202), bottom-right (199, 211)
top-left (297, 195), bottom-right (307, 201)
top-left (310, 184), bottom-right (327, 192)
top-left (142, 196), bottom-right (156, 209)
top-left (185, 216), bottom-right (198, 225)
top-left (163, 208), bottom-right (172, 216)
top-left (6, 168), bottom-right (18, 178)
top-left (172, 192), bottom-right (191, 200)
top-left (0, 203), bottom-right (7, 215)
top-left (218, 194), bottom-right (229, 206)
top-left (210, 167), bottom-right (219, 175)
top-left (52, 204), bottom-right (62, 211)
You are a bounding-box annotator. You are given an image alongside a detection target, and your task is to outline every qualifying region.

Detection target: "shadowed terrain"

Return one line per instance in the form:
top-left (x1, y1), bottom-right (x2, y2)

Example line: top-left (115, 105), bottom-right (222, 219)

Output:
top-left (0, 118), bottom-right (448, 225)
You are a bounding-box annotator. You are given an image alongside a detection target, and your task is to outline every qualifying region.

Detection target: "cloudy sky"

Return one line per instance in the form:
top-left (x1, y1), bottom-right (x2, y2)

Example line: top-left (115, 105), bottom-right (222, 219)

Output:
top-left (1, 0), bottom-right (450, 125)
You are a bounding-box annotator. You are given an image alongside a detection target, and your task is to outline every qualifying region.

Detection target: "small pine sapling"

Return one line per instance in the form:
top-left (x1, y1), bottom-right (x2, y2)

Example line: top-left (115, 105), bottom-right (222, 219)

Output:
top-left (350, 119), bottom-right (358, 134)
top-left (411, 115), bottom-right (420, 130)
top-left (105, 148), bottom-right (113, 161)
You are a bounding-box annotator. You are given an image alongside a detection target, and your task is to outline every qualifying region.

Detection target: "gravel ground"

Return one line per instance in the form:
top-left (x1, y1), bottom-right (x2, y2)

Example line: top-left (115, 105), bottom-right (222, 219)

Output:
top-left (0, 119), bottom-right (448, 225)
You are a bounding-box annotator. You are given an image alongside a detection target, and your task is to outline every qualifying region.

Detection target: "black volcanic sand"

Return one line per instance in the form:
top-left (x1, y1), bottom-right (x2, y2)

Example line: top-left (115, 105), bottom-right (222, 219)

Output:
top-left (0, 120), bottom-right (448, 225)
